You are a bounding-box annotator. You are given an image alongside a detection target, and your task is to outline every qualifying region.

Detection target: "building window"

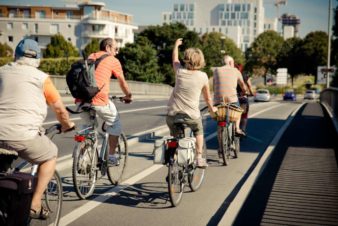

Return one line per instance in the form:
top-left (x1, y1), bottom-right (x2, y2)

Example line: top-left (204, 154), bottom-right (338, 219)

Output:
top-left (180, 4), bottom-right (185, 11)
top-left (35, 37), bottom-right (38, 42)
top-left (231, 13), bottom-right (236, 19)
top-left (188, 12), bottom-right (193, 19)
top-left (9, 9), bottom-right (16, 18)
top-left (8, 36), bottom-right (13, 42)
top-left (221, 20), bottom-right (226, 26)
top-left (224, 13), bottom-right (229, 19)
top-left (247, 4), bottom-right (251, 11)
top-left (68, 24), bottom-right (71, 28)
top-left (242, 4), bottom-right (246, 11)
top-left (35, 24), bottom-right (38, 33)
top-left (68, 37), bottom-right (71, 42)
top-left (67, 11), bottom-right (73, 19)
top-left (241, 12), bottom-right (248, 19)
top-left (226, 4), bottom-right (230, 11)
top-left (7, 23), bottom-right (13, 30)
top-left (189, 4), bottom-right (194, 11)
top-left (174, 4), bottom-right (178, 12)
top-left (35, 10), bottom-right (46, 18)
top-left (115, 27), bottom-right (118, 34)
top-left (50, 24), bottom-right (59, 34)
top-left (22, 23), bottom-right (28, 30)
top-left (23, 10), bottom-right (30, 18)
top-left (234, 4), bottom-right (241, 11)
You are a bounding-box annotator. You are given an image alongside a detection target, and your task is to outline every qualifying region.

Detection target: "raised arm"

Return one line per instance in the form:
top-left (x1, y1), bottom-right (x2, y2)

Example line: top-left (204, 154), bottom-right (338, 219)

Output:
top-left (172, 38), bottom-right (183, 72)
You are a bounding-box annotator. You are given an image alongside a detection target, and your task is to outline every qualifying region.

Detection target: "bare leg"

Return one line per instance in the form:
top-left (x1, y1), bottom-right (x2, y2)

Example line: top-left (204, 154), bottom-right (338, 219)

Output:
top-left (195, 134), bottom-right (204, 158)
top-left (109, 135), bottom-right (119, 155)
top-left (31, 158), bottom-right (56, 211)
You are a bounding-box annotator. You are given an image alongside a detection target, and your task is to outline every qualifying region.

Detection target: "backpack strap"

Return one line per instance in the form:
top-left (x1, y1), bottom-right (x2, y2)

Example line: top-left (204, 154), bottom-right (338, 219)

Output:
top-left (94, 54), bottom-right (110, 69)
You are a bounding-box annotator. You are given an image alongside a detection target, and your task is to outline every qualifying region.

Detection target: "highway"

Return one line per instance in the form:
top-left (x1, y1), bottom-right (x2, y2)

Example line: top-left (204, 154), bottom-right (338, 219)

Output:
top-left (43, 96), bottom-right (303, 225)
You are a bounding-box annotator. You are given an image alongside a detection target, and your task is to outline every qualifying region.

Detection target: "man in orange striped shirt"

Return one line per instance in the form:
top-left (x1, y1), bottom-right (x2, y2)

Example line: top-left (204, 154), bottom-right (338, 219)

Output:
top-left (88, 38), bottom-right (132, 165)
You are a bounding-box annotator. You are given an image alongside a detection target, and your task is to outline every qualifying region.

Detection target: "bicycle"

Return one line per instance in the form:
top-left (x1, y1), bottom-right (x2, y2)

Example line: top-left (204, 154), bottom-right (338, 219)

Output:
top-left (67, 96), bottom-right (128, 200)
top-left (0, 124), bottom-right (64, 226)
top-left (164, 110), bottom-right (208, 207)
top-left (215, 103), bottom-right (242, 166)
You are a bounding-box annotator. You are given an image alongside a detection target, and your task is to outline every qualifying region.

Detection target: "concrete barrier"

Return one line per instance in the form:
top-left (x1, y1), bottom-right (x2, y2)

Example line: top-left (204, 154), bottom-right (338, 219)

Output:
top-left (50, 75), bottom-right (173, 96)
top-left (320, 87), bottom-right (338, 135)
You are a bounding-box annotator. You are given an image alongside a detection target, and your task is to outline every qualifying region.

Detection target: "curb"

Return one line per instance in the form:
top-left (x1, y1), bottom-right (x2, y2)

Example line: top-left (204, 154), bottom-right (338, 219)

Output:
top-left (218, 103), bottom-right (305, 226)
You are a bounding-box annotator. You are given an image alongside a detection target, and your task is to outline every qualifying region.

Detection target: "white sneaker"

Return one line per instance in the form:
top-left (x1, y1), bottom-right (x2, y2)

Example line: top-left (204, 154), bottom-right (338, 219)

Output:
top-left (108, 154), bottom-right (120, 166)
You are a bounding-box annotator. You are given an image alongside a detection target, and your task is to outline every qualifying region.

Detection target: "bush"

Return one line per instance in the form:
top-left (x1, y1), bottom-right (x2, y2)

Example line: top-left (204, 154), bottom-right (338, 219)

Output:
top-left (39, 57), bottom-right (80, 75)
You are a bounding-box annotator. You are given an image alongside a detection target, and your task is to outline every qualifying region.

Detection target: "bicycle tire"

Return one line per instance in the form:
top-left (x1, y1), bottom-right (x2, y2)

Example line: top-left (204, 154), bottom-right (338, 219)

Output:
top-left (188, 139), bottom-right (206, 192)
top-left (168, 160), bottom-right (184, 207)
top-left (234, 137), bottom-right (239, 158)
top-left (72, 139), bottom-right (98, 199)
top-left (231, 123), bottom-right (239, 159)
top-left (220, 126), bottom-right (229, 166)
top-left (30, 171), bottom-right (63, 226)
top-left (107, 133), bottom-right (128, 185)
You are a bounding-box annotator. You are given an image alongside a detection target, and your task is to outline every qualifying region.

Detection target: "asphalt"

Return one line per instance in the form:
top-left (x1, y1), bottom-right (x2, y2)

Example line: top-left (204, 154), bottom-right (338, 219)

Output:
top-left (232, 102), bottom-right (338, 226)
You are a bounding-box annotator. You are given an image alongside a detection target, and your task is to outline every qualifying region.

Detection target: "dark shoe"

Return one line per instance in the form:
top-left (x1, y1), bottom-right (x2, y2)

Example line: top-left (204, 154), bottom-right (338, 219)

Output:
top-left (30, 206), bottom-right (49, 220)
top-left (235, 129), bottom-right (246, 137)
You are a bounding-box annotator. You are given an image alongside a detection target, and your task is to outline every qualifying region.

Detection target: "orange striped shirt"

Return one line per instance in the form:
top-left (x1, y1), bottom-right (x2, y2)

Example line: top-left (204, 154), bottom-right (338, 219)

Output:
top-left (89, 51), bottom-right (123, 106)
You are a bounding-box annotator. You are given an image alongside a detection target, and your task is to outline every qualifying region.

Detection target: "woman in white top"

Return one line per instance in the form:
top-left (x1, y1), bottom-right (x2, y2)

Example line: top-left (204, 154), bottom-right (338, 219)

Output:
top-left (166, 38), bottom-right (217, 168)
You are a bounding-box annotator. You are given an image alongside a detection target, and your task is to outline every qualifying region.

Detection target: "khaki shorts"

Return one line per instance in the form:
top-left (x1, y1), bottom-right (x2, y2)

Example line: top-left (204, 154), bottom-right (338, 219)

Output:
top-left (93, 100), bottom-right (122, 136)
top-left (0, 133), bottom-right (58, 164)
top-left (166, 114), bottom-right (204, 137)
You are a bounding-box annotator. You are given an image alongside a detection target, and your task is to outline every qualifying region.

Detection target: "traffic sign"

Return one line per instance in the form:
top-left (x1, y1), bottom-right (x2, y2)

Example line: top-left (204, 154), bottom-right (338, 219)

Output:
top-left (276, 68), bottom-right (288, 85)
top-left (317, 66), bottom-right (336, 84)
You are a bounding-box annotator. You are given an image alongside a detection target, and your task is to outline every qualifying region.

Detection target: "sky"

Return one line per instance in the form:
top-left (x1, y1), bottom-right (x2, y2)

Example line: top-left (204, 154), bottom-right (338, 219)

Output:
top-left (1, 0), bottom-right (337, 38)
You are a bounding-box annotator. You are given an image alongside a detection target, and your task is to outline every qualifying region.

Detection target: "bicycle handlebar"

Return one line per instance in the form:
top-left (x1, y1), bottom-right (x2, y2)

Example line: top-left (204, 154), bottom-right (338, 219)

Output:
top-left (45, 124), bottom-right (75, 135)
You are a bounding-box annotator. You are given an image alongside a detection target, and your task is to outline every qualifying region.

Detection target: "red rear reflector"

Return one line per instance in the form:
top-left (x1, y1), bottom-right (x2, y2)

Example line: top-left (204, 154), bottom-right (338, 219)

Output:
top-left (167, 141), bottom-right (178, 148)
top-left (218, 121), bottom-right (227, 127)
top-left (74, 135), bottom-right (86, 142)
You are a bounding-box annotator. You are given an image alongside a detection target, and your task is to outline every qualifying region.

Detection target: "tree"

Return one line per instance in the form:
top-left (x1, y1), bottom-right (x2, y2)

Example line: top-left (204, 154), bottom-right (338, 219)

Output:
top-left (298, 31), bottom-right (328, 83)
top-left (330, 1), bottom-right (338, 87)
top-left (277, 37), bottom-right (303, 86)
top-left (200, 32), bottom-right (244, 76)
top-left (44, 34), bottom-right (79, 58)
top-left (83, 38), bottom-right (100, 57)
top-left (117, 37), bottom-right (163, 83)
top-left (0, 42), bottom-right (13, 57)
top-left (245, 30), bottom-right (284, 85)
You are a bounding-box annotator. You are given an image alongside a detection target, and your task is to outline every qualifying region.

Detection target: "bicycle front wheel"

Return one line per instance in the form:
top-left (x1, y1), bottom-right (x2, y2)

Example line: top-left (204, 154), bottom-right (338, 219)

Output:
top-left (30, 171), bottom-right (62, 226)
top-left (168, 160), bottom-right (184, 207)
top-left (219, 126), bottom-right (229, 166)
top-left (189, 140), bottom-right (206, 192)
top-left (107, 133), bottom-right (128, 185)
top-left (72, 139), bottom-right (98, 199)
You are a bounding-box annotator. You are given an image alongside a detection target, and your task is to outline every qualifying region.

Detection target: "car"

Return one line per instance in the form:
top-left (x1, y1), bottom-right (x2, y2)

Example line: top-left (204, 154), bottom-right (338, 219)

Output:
top-left (304, 89), bottom-right (318, 100)
top-left (254, 89), bottom-right (271, 102)
top-left (283, 89), bottom-right (296, 101)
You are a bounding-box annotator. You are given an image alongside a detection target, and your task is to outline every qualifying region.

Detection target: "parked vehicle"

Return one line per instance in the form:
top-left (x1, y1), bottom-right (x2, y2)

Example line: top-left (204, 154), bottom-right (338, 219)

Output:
top-left (283, 89), bottom-right (296, 101)
top-left (304, 89), bottom-right (318, 100)
top-left (254, 89), bottom-right (271, 102)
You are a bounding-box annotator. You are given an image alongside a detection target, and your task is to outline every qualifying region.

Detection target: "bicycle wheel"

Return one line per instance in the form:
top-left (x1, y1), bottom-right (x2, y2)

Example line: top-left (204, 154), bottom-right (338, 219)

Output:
top-left (219, 126), bottom-right (229, 166)
top-left (72, 139), bottom-right (98, 199)
top-left (107, 133), bottom-right (128, 185)
top-left (168, 160), bottom-right (184, 207)
top-left (30, 171), bottom-right (62, 226)
top-left (189, 139), bottom-right (206, 192)
top-left (231, 124), bottom-right (239, 159)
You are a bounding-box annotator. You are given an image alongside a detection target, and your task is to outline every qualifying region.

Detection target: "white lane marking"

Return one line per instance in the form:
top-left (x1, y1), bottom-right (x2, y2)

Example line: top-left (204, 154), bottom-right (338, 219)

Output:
top-left (43, 105), bottom-right (167, 126)
top-left (218, 103), bottom-right (305, 226)
top-left (59, 164), bottom-right (163, 225)
top-left (204, 103), bottom-right (282, 142)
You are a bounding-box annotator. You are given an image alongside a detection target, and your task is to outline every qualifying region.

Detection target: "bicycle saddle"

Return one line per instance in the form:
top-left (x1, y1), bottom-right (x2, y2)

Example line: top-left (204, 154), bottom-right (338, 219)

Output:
top-left (0, 148), bottom-right (18, 157)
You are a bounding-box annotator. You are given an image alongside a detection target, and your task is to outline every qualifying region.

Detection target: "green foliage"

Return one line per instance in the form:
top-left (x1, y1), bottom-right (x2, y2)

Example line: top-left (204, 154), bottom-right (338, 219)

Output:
top-left (245, 30), bottom-right (284, 84)
top-left (200, 32), bottom-right (244, 72)
top-left (117, 39), bottom-right (163, 83)
top-left (277, 37), bottom-right (303, 77)
top-left (0, 43), bottom-right (13, 57)
top-left (39, 57), bottom-right (80, 75)
top-left (44, 34), bottom-right (79, 58)
top-left (83, 39), bottom-right (100, 58)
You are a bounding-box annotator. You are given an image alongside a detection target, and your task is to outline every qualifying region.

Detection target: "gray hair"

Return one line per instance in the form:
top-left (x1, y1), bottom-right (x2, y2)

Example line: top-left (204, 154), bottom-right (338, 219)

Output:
top-left (15, 56), bottom-right (41, 68)
top-left (223, 55), bottom-right (234, 67)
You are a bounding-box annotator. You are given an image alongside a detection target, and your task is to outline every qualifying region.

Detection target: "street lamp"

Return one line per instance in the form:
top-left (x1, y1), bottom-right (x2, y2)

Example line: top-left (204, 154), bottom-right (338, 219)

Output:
top-left (221, 36), bottom-right (226, 54)
top-left (327, 0), bottom-right (332, 88)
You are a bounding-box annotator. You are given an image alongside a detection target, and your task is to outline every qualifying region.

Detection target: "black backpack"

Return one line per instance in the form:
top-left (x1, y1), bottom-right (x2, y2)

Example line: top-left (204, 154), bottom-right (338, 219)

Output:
top-left (66, 54), bottom-right (109, 102)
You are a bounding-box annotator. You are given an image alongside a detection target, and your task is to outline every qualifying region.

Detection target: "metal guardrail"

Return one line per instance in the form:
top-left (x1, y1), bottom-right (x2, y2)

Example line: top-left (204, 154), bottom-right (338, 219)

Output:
top-left (320, 87), bottom-right (338, 133)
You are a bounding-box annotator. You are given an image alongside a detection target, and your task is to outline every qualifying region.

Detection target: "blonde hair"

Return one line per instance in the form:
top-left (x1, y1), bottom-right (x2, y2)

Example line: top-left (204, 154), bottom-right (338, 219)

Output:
top-left (223, 55), bottom-right (234, 67)
top-left (183, 48), bottom-right (205, 70)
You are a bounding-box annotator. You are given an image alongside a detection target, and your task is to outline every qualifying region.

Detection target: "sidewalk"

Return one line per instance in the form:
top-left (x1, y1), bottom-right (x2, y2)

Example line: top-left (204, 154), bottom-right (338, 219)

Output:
top-left (233, 102), bottom-right (338, 225)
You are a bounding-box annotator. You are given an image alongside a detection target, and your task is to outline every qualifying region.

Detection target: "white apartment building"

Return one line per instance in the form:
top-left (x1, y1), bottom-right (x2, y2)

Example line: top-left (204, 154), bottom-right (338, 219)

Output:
top-left (162, 0), bottom-right (277, 52)
top-left (0, 2), bottom-right (138, 53)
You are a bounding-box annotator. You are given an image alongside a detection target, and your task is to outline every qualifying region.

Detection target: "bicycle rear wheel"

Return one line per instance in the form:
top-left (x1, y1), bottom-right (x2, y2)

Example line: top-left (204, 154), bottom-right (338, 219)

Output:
top-left (231, 124), bottom-right (239, 159)
top-left (219, 126), bottom-right (229, 166)
top-left (189, 140), bottom-right (206, 192)
top-left (30, 171), bottom-right (62, 226)
top-left (107, 133), bottom-right (128, 185)
top-left (168, 160), bottom-right (184, 207)
top-left (72, 139), bottom-right (98, 199)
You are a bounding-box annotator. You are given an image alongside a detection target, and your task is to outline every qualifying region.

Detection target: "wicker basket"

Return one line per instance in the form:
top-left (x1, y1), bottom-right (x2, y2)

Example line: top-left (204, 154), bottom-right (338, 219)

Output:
top-left (214, 104), bottom-right (243, 122)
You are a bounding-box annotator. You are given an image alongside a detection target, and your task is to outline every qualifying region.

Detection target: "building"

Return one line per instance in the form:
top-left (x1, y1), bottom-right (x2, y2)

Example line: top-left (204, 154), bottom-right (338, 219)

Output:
top-left (280, 13), bottom-right (300, 39)
top-left (162, 0), bottom-right (277, 52)
top-left (0, 1), bottom-right (138, 52)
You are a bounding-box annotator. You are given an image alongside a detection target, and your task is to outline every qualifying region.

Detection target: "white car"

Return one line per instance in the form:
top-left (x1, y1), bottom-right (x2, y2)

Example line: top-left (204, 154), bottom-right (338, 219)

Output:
top-left (254, 89), bottom-right (271, 102)
top-left (304, 90), bottom-right (318, 100)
